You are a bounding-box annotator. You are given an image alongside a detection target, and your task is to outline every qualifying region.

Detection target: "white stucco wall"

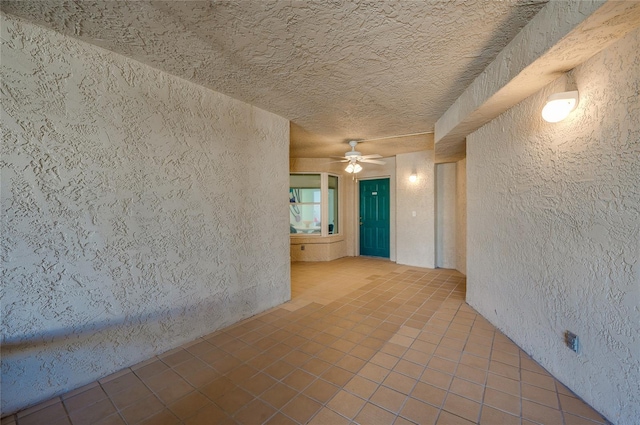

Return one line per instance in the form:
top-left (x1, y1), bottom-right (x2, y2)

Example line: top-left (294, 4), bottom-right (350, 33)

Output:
top-left (1, 14), bottom-right (290, 415)
top-left (435, 163), bottom-right (456, 269)
top-left (455, 159), bottom-right (467, 275)
top-left (395, 151), bottom-right (435, 268)
top-left (467, 28), bottom-right (639, 425)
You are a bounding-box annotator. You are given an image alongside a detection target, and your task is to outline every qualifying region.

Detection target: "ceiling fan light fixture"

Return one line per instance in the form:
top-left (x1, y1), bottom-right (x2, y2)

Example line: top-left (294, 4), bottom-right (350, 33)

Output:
top-left (345, 163), bottom-right (362, 173)
top-left (341, 140), bottom-right (382, 173)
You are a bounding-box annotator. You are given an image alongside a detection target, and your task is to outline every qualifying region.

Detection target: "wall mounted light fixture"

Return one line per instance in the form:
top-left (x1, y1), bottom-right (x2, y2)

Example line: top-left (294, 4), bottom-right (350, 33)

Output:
top-left (409, 174), bottom-right (417, 182)
top-left (542, 90), bottom-right (579, 123)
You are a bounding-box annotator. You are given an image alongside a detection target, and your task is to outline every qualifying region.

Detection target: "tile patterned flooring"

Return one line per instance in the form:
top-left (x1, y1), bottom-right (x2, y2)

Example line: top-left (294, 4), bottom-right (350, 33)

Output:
top-left (2, 257), bottom-right (609, 425)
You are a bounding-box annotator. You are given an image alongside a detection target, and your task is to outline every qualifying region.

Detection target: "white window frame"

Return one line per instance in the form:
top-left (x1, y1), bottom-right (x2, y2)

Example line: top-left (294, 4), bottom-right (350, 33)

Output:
top-left (290, 172), bottom-right (339, 237)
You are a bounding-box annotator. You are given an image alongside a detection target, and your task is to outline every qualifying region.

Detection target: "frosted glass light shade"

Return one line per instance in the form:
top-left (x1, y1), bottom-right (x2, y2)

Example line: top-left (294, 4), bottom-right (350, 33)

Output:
top-left (346, 163), bottom-right (362, 173)
top-left (542, 91), bottom-right (579, 123)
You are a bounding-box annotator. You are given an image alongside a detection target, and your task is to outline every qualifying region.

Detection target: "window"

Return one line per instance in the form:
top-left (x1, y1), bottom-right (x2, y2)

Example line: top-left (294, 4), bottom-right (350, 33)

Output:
top-left (289, 173), bottom-right (339, 236)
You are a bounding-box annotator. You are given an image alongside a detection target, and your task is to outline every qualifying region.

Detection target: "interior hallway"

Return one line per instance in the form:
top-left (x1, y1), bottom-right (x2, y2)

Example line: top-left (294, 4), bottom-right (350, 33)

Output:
top-left (3, 258), bottom-right (608, 425)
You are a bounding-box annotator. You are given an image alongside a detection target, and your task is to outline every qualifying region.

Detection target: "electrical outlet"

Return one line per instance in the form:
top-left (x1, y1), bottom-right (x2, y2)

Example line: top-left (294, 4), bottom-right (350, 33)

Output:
top-left (565, 331), bottom-right (579, 353)
top-left (301, 245), bottom-right (305, 251)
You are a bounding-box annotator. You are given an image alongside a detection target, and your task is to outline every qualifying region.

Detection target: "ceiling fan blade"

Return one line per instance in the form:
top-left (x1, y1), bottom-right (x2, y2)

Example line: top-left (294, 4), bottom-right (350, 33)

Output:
top-left (329, 159), bottom-right (349, 163)
top-left (360, 159), bottom-right (386, 165)
top-left (359, 154), bottom-right (382, 159)
top-left (330, 156), bottom-right (349, 160)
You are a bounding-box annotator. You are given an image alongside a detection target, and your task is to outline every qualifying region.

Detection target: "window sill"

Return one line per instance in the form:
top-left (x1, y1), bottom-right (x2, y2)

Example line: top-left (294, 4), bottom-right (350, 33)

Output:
top-left (290, 234), bottom-right (343, 244)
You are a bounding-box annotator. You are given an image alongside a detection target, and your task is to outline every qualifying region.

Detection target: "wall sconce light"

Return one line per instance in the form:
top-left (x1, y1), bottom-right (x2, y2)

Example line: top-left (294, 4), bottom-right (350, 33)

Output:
top-left (345, 163), bottom-right (362, 174)
top-left (542, 90), bottom-right (579, 123)
top-left (409, 174), bottom-right (417, 182)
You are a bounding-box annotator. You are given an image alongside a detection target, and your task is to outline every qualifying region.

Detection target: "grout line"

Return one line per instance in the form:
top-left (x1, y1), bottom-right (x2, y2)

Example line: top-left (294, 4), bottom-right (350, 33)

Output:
top-left (7, 259), bottom-right (607, 425)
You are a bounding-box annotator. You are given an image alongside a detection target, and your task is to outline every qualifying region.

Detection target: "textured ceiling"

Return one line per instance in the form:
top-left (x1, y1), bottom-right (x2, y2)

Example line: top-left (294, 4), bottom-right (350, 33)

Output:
top-left (1, 0), bottom-right (548, 158)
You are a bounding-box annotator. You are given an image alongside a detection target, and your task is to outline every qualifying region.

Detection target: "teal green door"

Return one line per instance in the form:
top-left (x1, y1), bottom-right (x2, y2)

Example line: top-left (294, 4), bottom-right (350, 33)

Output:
top-left (359, 178), bottom-right (390, 258)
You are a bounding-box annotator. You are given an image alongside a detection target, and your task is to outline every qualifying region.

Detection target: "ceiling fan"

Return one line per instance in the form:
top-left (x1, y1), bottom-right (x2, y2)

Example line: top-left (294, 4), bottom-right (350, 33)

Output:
top-left (333, 141), bottom-right (385, 173)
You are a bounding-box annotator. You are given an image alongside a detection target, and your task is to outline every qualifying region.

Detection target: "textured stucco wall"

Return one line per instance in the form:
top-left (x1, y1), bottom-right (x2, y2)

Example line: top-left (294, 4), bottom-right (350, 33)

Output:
top-left (435, 163), bottom-right (456, 269)
top-left (434, 0), bottom-right (616, 161)
top-left (467, 28), bottom-right (640, 425)
top-left (456, 159), bottom-right (467, 275)
top-left (1, 14), bottom-right (290, 414)
top-left (395, 152), bottom-right (435, 268)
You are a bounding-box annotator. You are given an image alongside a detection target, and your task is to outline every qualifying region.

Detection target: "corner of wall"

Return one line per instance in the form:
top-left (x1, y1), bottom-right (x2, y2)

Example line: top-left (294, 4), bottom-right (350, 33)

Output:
top-left (456, 158), bottom-right (467, 276)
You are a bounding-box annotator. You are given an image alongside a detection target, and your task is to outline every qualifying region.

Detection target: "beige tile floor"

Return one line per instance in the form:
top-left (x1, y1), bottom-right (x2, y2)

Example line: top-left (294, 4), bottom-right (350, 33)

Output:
top-left (2, 257), bottom-right (609, 425)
